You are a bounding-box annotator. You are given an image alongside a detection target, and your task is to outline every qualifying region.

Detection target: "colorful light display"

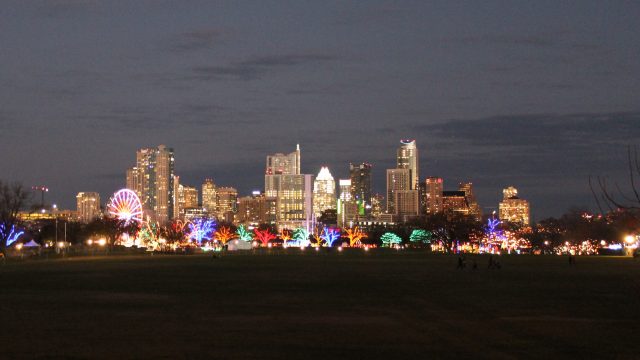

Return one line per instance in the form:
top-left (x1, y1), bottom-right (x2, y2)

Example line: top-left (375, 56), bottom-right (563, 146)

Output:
top-left (292, 227), bottom-right (311, 247)
top-left (381, 232), bottom-right (402, 247)
top-left (187, 218), bottom-right (216, 244)
top-left (253, 228), bottom-right (276, 246)
top-left (236, 225), bottom-right (254, 242)
top-left (107, 189), bottom-right (143, 224)
top-left (214, 226), bottom-right (235, 245)
top-left (345, 226), bottom-right (367, 247)
top-left (409, 229), bottom-right (432, 244)
top-left (320, 227), bottom-right (340, 247)
top-left (1, 224), bottom-right (24, 247)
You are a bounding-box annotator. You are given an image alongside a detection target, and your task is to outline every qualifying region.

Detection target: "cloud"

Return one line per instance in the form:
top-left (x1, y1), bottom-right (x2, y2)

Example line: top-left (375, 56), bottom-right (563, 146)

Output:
top-left (163, 29), bottom-right (224, 53)
top-left (191, 53), bottom-right (338, 81)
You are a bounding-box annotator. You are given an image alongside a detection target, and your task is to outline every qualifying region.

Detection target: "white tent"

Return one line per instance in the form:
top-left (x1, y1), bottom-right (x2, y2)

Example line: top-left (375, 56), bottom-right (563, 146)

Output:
top-left (227, 240), bottom-right (253, 251)
top-left (22, 240), bottom-right (41, 248)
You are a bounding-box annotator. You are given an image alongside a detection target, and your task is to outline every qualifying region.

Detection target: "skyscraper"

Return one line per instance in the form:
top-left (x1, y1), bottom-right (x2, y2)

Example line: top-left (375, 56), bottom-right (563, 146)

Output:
top-left (499, 186), bottom-right (530, 225)
top-left (129, 145), bottom-right (175, 223)
top-left (264, 145), bottom-right (313, 230)
top-left (237, 191), bottom-right (277, 226)
top-left (76, 192), bottom-right (101, 223)
top-left (217, 187), bottom-right (238, 223)
top-left (459, 182), bottom-right (482, 220)
top-left (425, 177), bottom-right (444, 214)
top-left (313, 167), bottom-right (336, 218)
top-left (349, 162), bottom-right (372, 211)
top-left (201, 178), bottom-right (217, 214)
top-left (182, 186), bottom-right (198, 209)
top-left (265, 144), bottom-right (300, 175)
top-left (386, 168), bottom-right (411, 214)
top-left (397, 140), bottom-right (419, 190)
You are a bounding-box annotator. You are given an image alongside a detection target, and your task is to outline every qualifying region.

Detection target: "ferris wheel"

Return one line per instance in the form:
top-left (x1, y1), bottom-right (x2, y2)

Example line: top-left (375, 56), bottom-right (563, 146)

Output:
top-left (108, 189), bottom-right (143, 224)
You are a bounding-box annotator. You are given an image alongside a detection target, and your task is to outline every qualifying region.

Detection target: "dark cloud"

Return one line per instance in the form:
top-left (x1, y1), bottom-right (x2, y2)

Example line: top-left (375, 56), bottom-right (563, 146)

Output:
top-left (455, 32), bottom-right (562, 47)
top-left (191, 53), bottom-right (337, 81)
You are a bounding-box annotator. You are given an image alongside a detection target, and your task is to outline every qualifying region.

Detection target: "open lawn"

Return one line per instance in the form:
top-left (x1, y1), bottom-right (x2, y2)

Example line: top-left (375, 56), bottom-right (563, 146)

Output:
top-left (1, 251), bottom-right (639, 359)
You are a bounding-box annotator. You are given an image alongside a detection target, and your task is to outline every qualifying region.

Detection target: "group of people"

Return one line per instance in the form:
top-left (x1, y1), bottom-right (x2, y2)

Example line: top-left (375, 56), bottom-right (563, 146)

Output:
top-left (457, 255), bottom-right (502, 270)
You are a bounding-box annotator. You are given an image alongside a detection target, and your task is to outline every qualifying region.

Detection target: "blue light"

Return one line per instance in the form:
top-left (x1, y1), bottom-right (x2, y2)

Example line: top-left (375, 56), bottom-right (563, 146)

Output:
top-left (1, 224), bottom-right (24, 246)
top-left (187, 218), bottom-right (217, 244)
top-left (320, 227), bottom-right (340, 247)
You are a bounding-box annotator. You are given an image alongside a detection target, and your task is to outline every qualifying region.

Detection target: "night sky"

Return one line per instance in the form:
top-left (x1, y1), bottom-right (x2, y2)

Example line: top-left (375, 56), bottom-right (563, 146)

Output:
top-left (2, 1), bottom-right (639, 220)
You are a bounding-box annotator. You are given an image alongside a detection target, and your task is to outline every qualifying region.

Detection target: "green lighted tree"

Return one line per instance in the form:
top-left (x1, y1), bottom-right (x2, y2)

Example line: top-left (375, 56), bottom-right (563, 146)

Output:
top-left (236, 224), bottom-right (254, 242)
top-left (380, 232), bottom-right (402, 247)
top-left (409, 229), bottom-right (432, 244)
top-left (292, 227), bottom-right (310, 246)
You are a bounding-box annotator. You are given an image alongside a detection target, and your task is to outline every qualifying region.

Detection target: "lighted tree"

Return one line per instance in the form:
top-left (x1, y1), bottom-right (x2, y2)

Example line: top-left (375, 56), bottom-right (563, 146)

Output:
top-left (312, 227), bottom-right (323, 247)
top-left (279, 229), bottom-right (292, 245)
top-left (345, 226), bottom-right (367, 247)
top-left (138, 221), bottom-right (162, 248)
top-left (381, 232), bottom-right (402, 247)
top-left (292, 227), bottom-right (310, 247)
top-left (187, 218), bottom-right (217, 244)
top-left (320, 227), bottom-right (341, 247)
top-left (409, 229), bottom-right (432, 244)
top-left (254, 228), bottom-right (276, 247)
top-left (236, 224), bottom-right (254, 242)
top-left (0, 181), bottom-right (30, 254)
top-left (214, 226), bottom-right (235, 245)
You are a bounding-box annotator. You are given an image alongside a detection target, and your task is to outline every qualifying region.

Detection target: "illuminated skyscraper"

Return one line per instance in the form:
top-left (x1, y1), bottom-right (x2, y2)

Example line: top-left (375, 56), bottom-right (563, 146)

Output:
top-left (349, 163), bottom-right (372, 210)
top-left (386, 168), bottom-right (410, 214)
top-left (264, 145), bottom-right (312, 229)
top-left (76, 192), bottom-right (101, 223)
top-left (397, 140), bottom-right (419, 190)
top-left (237, 191), bottom-right (277, 226)
top-left (266, 144), bottom-right (300, 175)
top-left (183, 186), bottom-right (198, 209)
top-left (499, 186), bottom-right (530, 225)
top-left (395, 189), bottom-right (420, 221)
top-left (313, 167), bottom-right (336, 218)
top-left (201, 178), bottom-right (217, 214)
top-left (425, 177), bottom-right (443, 214)
top-left (442, 191), bottom-right (470, 218)
top-left (130, 145), bottom-right (175, 222)
top-left (217, 187), bottom-right (238, 223)
top-left (459, 182), bottom-right (482, 220)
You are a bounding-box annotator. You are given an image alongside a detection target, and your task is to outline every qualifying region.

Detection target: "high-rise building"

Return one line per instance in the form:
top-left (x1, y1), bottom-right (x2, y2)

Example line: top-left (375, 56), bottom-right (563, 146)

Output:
top-left (442, 191), bottom-right (470, 218)
top-left (386, 168), bottom-right (411, 214)
top-left (126, 167), bottom-right (140, 195)
top-left (371, 194), bottom-right (384, 219)
top-left (265, 144), bottom-right (300, 175)
top-left (397, 140), bottom-right (419, 190)
top-left (183, 186), bottom-right (199, 209)
top-left (349, 163), bottom-right (372, 210)
top-left (173, 175), bottom-right (180, 219)
top-left (76, 192), bottom-right (101, 223)
top-left (394, 189), bottom-right (420, 221)
top-left (424, 177), bottom-right (443, 214)
top-left (217, 187), bottom-right (238, 223)
top-left (130, 145), bottom-right (175, 223)
top-left (264, 145), bottom-right (313, 230)
top-left (337, 179), bottom-right (362, 227)
top-left (201, 179), bottom-right (217, 214)
top-left (499, 186), bottom-right (530, 225)
top-left (313, 167), bottom-right (336, 218)
top-left (237, 191), bottom-right (277, 226)
top-left (459, 182), bottom-right (482, 220)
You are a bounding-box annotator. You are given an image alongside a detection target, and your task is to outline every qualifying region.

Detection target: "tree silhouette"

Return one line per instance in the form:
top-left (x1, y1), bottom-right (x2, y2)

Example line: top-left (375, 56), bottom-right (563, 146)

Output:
top-left (0, 181), bottom-right (30, 254)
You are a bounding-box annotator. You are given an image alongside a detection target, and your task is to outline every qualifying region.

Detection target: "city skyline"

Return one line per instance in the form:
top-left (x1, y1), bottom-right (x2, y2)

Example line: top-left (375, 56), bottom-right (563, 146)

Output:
top-left (1, 2), bottom-right (640, 219)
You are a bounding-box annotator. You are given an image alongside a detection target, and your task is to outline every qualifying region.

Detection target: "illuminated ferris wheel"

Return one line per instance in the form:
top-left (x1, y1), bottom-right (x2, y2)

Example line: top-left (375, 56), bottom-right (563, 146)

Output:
top-left (108, 189), bottom-right (143, 224)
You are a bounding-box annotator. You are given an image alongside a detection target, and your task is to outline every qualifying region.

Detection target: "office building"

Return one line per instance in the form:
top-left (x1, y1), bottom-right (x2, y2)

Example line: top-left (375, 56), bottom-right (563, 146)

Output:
top-left (76, 192), bottom-right (101, 223)
top-left (424, 177), bottom-right (443, 214)
top-left (499, 186), bottom-right (530, 225)
top-left (397, 140), bottom-right (419, 190)
top-left (313, 167), bottom-right (336, 218)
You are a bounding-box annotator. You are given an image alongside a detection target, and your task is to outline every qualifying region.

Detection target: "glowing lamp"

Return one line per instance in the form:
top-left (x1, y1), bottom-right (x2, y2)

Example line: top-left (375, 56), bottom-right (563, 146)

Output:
top-left (624, 235), bottom-right (636, 244)
top-left (16, 243), bottom-right (23, 251)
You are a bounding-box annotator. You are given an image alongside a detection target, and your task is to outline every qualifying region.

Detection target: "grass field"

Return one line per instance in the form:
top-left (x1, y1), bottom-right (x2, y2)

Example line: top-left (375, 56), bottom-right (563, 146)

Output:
top-left (1, 250), bottom-right (639, 359)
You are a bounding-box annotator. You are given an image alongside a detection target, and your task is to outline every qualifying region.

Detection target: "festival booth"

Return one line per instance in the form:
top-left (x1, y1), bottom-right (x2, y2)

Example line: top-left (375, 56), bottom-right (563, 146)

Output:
top-left (226, 240), bottom-right (252, 251)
